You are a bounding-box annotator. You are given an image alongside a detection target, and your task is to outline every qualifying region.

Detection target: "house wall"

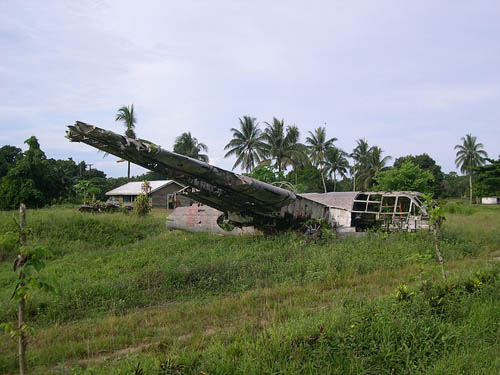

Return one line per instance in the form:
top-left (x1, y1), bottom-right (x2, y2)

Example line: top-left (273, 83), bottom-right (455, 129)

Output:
top-left (107, 183), bottom-right (194, 208)
top-left (151, 184), bottom-right (193, 208)
top-left (482, 197), bottom-right (500, 205)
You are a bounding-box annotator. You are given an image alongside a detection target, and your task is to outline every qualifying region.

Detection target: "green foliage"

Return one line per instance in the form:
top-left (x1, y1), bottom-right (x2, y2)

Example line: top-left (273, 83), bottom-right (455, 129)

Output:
top-left (134, 181), bottom-right (152, 216)
top-left (11, 245), bottom-right (54, 302)
top-left (245, 164), bottom-right (285, 183)
top-left (351, 139), bottom-right (392, 190)
top-left (0, 232), bottom-right (18, 261)
top-left (0, 145), bottom-right (22, 179)
top-left (262, 118), bottom-right (308, 172)
top-left (0, 213), bottom-right (54, 364)
top-left (115, 104), bottom-right (137, 139)
top-left (1, 207), bottom-right (500, 373)
top-left (422, 194), bottom-right (446, 228)
top-left (154, 267), bottom-right (500, 375)
top-left (74, 180), bottom-right (101, 204)
top-left (441, 203), bottom-right (477, 215)
top-left (442, 172), bottom-right (467, 198)
top-left (173, 132), bottom-right (209, 162)
top-left (224, 116), bottom-right (267, 172)
top-left (454, 134), bottom-right (488, 174)
top-left (2, 206), bottom-right (495, 327)
top-left (305, 127), bottom-right (337, 168)
top-left (455, 134), bottom-right (489, 204)
top-left (392, 283), bottom-right (415, 301)
top-left (474, 157), bottom-right (500, 197)
top-left (324, 147), bottom-right (350, 191)
top-left (373, 161), bottom-right (434, 193)
top-left (0, 139), bottom-right (111, 209)
top-left (0, 137), bottom-right (59, 209)
top-left (286, 166), bottom-right (323, 193)
top-left (394, 153), bottom-right (445, 197)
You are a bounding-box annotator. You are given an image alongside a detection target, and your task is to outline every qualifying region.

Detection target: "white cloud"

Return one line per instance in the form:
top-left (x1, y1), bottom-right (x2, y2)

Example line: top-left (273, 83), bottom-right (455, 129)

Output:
top-left (1, 1), bottom-right (500, 177)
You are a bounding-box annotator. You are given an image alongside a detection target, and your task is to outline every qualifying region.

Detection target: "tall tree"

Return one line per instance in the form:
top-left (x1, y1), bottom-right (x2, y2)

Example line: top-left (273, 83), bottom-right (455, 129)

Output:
top-left (454, 134), bottom-right (488, 204)
top-left (474, 157), bottom-right (500, 197)
top-left (115, 104), bottom-right (137, 180)
top-left (350, 139), bottom-right (370, 191)
top-left (173, 132), bottom-right (209, 162)
top-left (373, 161), bottom-right (434, 193)
top-left (224, 116), bottom-right (267, 173)
top-left (262, 118), bottom-right (307, 173)
top-left (0, 145), bottom-right (22, 179)
top-left (362, 146), bottom-right (392, 189)
top-left (324, 147), bottom-right (350, 192)
top-left (394, 153), bottom-right (444, 197)
top-left (0, 137), bottom-right (58, 209)
top-left (350, 140), bottom-right (391, 190)
top-left (305, 127), bottom-right (337, 192)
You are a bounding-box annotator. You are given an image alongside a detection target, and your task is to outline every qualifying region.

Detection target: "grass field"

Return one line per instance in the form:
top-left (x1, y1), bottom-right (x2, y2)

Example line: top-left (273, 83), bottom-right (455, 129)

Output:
top-left (1, 204), bottom-right (500, 374)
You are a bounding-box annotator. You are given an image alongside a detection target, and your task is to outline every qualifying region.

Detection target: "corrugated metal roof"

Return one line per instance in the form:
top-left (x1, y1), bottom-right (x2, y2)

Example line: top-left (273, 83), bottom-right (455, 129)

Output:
top-left (105, 180), bottom-right (183, 196)
top-left (300, 192), bottom-right (359, 210)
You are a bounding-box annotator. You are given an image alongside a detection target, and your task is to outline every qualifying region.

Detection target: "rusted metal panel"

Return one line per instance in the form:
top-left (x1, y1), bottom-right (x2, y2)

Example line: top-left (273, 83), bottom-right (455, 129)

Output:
top-left (166, 205), bottom-right (256, 235)
top-left (300, 192), bottom-right (359, 211)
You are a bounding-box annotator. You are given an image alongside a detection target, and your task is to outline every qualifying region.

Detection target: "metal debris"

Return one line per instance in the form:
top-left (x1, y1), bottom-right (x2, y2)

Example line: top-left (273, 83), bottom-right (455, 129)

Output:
top-left (66, 121), bottom-right (429, 234)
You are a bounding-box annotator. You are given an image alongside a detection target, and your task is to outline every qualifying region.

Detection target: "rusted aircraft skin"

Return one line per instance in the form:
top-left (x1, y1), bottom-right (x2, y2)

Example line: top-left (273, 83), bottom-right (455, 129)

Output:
top-left (66, 121), bottom-right (330, 232)
top-left (166, 204), bottom-right (256, 235)
top-left (66, 121), bottom-right (429, 234)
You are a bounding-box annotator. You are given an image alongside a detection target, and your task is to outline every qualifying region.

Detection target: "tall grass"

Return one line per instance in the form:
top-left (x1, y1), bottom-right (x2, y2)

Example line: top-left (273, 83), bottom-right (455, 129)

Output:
top-left (441, 202), bottom-right (477, 215)
top-left (0, 206), bottom-right (499, 374)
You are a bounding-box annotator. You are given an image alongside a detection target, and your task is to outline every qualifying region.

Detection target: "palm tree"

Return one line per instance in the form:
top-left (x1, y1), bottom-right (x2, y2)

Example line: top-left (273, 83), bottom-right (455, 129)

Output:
top-left (306, 127), bottom-right (337, 192)
top-left (362, 146), bottom-right (392, 190)
top-left (115, 104), bottom-right (137, 180)
top-left (262, 118), bottom-right (307, 173)
top-left (350, 139), bottom-right (370, 191)
top-left (173, 132), bottom-right (209, 162)
top-left (224, 116), bottom-right (267, 173)
top-left (455, 134), bottom-right (488, 204)
top-left (324, 147), bottom-right (350, 192)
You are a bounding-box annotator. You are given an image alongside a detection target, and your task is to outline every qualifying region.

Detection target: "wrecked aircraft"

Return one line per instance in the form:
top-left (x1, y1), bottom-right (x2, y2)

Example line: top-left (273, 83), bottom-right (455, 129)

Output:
top-left (66, 121), bottom-right (429, 234)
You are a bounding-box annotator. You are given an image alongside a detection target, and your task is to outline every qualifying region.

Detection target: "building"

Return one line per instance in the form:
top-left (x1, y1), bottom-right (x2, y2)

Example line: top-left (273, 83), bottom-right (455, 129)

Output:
top-left (105, 180), bottom-right (193, 208)
top-left (482, 197), bottom-right (500, 205)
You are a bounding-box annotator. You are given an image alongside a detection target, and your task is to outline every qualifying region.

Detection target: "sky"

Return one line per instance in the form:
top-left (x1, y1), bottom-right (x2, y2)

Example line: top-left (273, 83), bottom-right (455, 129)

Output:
top-left (1, 0), bottom-right (499, 177)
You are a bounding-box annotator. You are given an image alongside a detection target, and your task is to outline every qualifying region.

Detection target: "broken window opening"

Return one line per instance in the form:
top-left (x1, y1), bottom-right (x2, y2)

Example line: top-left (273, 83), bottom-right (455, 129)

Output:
top-left (381, 196), bottom-right (396, 213)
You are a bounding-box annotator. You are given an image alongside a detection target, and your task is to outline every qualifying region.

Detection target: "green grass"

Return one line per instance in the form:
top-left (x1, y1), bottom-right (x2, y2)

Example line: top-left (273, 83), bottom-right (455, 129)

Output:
top-left (0, 204), bottom-right (499, 374)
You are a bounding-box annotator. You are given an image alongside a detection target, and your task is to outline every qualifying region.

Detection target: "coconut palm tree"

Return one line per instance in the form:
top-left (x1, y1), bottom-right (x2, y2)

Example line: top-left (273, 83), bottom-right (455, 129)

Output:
top-left (350, 139), bottom-right (370, 191)
top-left (224, 116), bottom-right (267, 173)
top-left (325, 147), bottom-right (350, 192)
top-left (362, 146), bottom-right (392, 190)
top-left (262, 118), bottom-right (307, 173)
top-left (455, 134), bottom-right (488, 204)
top-left (115, 104), bottom-right (137, 180)
top-left (306, 127), bottom-right (337, 192)
top-left (173, 132), bottom-right (209, 162)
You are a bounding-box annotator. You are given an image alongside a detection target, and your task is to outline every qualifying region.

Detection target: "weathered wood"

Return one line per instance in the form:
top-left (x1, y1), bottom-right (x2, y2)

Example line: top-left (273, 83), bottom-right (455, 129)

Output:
top-left (433, 218), bottom-right (446, 281)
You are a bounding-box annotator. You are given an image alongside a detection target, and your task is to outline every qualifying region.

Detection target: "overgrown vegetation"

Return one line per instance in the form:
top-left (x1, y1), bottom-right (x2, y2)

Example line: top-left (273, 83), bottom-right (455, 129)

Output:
top-left (1, 204), bottom-right (54, 374)
top-left (0, 204), bottom-right (499, 373)
top-left (1, 128), bottom-right (492, 211)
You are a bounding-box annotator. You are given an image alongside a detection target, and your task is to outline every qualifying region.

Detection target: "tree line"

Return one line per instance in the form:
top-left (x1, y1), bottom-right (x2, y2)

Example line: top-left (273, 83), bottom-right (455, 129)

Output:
top-left (1, 107), bottom-right (497, 210)
top-left (147, 114), bottom-right (496, 202)
top-left (217, 116), bottom-right (495, 202)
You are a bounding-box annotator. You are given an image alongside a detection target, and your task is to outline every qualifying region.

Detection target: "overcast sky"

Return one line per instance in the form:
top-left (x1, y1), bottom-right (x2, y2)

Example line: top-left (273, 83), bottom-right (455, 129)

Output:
top-left (1, 1), bottom-right (499, 177)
